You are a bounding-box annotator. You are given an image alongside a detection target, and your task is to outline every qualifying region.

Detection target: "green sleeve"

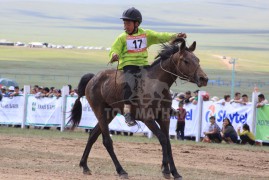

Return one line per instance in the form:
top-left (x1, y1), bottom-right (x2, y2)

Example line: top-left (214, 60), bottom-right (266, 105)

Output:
top-left (109, 34), bottom-right (125, 60)
top-left (146, 29), bottom-right (177, 46)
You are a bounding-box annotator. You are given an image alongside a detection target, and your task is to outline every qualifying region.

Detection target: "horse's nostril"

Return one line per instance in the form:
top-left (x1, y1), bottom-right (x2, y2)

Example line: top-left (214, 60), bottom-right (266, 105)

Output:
top-left (199, 77), bottom-right (208, 83)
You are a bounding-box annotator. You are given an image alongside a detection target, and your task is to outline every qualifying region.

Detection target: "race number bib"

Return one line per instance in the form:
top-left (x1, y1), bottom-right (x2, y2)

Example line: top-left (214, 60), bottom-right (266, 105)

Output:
top-left (126, 34), bottom-right (147, 53)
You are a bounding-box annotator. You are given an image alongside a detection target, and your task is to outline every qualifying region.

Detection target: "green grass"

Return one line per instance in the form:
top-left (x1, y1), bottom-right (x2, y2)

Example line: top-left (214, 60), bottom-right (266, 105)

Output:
top-left (0, 46), bottom-right (110, 88)
top-left (1, 45), bottom-right (269, 97)
top-left (0, 46), bottom-right (269, 97)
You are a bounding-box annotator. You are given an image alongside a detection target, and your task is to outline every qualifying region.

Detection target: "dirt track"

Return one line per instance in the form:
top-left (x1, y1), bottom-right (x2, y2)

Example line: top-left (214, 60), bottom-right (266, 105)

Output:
top-left (0, 132), bottom-right (269, 180)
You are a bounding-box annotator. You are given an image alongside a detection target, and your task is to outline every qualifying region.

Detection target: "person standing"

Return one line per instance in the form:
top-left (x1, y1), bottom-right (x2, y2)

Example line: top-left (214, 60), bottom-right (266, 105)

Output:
top-left (240, 94), bottom-right (249, 105)
top-left (256, 94), bottom-right (268, 108)
top-left (176, 102), bottom-right (186, 140)
top-left (220, 94), bottom-right (231, 106)
top-left (191, 90), bottom-right (199, 105)
top-left (183, 91), bottom-right (192, 104)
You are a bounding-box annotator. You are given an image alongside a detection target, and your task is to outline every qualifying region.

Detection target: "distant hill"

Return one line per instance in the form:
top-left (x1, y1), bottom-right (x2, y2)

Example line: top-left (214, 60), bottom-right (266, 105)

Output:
top-left (1, 0), bottom-right (269, 47)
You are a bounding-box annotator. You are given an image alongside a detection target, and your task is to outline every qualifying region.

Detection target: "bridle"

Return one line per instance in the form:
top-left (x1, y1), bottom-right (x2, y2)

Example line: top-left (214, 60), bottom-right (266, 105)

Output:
top-left (159, 51), bottom-right (200, 84)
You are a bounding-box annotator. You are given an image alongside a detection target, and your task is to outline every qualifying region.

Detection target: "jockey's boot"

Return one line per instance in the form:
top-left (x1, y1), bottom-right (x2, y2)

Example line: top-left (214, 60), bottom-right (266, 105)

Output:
top-left (123, 104), bottom-right (137, 127)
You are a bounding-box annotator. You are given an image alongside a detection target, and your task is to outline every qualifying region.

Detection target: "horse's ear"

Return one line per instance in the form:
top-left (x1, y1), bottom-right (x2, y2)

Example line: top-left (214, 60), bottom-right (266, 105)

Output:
top-left (189, 41), bottom-right (196, 52)
top-left (180, 41), bottom-right (186, 51)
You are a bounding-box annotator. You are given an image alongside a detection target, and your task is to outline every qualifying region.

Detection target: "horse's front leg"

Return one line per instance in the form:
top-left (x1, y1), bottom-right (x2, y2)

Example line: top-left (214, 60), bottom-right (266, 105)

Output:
top-left (79, 123), bottom-right (101, 174)
top-left (166, 139), bottom-right (182, 180)
top-left (158, 119), bottom-right (182, 180)
top-left (144, 119), bottom-right (171, 179)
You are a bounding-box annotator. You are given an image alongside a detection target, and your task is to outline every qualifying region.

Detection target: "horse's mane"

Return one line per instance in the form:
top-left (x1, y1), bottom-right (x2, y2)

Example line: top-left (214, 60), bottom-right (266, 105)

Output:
top-left (150, 37), bottom-right (185, 68)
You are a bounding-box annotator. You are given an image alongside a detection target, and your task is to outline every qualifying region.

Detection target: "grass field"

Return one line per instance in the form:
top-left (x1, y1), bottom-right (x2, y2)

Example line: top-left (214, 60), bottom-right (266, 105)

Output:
top-left (1, 44), bottom-right (269, 97)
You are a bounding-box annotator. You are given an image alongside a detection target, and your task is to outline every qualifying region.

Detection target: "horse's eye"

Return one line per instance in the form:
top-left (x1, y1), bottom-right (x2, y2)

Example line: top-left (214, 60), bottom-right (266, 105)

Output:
top-left (183, 59), bottom-right (189, 64)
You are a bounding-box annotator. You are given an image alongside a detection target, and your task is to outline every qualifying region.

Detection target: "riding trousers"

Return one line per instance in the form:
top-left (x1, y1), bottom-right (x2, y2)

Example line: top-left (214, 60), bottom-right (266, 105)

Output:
top-left (122, 65), bottom-right (149, 105)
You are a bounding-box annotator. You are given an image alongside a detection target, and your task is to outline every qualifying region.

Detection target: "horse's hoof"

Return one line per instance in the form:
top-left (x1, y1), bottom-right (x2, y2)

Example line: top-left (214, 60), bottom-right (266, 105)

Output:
top-left (119, 173), bottom-right (129, 179)
top-left (163, 172), bottom-right (171, 179)
top-left (118, 169), bottom-right (128, 179)
top-left (174, 175), bottom-right (182, 180)
top-left (83, 169), bottom-right (92, 175)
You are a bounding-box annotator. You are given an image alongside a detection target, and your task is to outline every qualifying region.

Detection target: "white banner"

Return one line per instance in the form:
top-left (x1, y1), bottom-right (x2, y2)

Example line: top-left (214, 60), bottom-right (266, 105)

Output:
top-left (66, 96), bottom-right (98, 128)
top-left (184, 103), bottom-right (199, 137)
top-left (0, 95), bottom-right (255, 139)
top-left (169, 116), bottom-right (178, 136)
top-left (108, 114), bottom-right (151, 133)
top-left (26, 95), bottom-right (62, 126)
top-left (66, 96), bottom-right (151, 133)
top-left (66, 96), bottom-right (177, 134)
top-left (201, 101), bottom-right (253, 136)
top-left (0, 96), bottom-right (24, 124)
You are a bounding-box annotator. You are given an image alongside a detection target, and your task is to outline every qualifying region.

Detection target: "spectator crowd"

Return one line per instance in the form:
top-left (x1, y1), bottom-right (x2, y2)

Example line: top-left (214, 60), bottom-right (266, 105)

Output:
top-left (0, 84), bottom-right (78, 100)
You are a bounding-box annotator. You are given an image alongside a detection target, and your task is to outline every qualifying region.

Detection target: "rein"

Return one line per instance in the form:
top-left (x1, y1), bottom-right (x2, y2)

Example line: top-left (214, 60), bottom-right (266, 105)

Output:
top-left (107, 60), bottom-right (120, 85)
top-left (160, 53), bottom-right (200, 83)
top-left (115, 60), bottom-right (120, 85)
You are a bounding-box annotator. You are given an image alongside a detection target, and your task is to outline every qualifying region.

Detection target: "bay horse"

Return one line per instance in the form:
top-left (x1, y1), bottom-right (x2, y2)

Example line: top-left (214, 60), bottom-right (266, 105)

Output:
top-left (69, 38), bottom-right (208, 179)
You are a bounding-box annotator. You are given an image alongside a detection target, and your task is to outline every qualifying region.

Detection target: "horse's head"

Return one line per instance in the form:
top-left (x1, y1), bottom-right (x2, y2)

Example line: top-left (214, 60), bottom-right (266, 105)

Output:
top-left (168, 38), bottom-right (208, 87)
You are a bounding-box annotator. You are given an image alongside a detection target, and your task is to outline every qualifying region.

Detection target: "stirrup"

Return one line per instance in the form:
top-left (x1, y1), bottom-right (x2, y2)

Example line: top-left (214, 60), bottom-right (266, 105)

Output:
top-left (124, 113), bottom-right (137, 127)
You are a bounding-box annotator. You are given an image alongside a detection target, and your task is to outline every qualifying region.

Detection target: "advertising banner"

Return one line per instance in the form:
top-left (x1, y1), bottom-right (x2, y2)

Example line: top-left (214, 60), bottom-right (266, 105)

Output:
top-left (0, 95), bottom-right (257, 139)
top-left (256, 105), bottom-right (269, 142)
top-left (201, 101), bottom-right (253, 136)
top-left (0, 96), bottom-right (24, 124)
top-left (184, 103), bottom-right (199, 137)
top-left (65, 96), bottom-right (98, 128)
top-left (66, 96), bottom-right (176, 134)
top-left (26, 95), bottom-right (62, 126)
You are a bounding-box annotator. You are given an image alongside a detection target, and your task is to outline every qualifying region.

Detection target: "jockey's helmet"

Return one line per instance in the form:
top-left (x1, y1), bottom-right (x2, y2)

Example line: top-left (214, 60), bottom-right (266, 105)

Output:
top-left (121, 7), bottom-right (142, 24)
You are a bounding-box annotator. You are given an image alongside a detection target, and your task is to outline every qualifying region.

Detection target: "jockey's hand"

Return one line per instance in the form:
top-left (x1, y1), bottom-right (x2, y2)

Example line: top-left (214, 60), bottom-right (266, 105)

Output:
top-left (110, 53), bottom-right (119, 63)
top-left (177, 33), bottom-right (187, 39)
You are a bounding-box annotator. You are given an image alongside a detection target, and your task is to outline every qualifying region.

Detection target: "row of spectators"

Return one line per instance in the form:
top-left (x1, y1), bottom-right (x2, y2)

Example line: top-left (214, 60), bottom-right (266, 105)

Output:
top-left (0, 84), bottom-right (78, 100)
top-left (1, 85), bottom-right (267, 107)
top-left (30, 85), bottom-right (78, 99)
top-left (0, 84), bottom-right (79, 130)
top-left (0, 86), bottom-right (21, 99)
top-left (173, 90), bottom-right (268, 108)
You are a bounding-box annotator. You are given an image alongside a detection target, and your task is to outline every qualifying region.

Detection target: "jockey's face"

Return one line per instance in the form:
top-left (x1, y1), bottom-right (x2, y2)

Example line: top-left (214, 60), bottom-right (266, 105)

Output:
top-left (123, 20), bottom-right (139, 35)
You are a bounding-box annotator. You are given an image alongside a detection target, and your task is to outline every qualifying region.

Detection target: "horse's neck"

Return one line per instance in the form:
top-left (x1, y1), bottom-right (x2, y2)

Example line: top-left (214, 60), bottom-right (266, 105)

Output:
top-left (148, 58), bottom-right (176, 87)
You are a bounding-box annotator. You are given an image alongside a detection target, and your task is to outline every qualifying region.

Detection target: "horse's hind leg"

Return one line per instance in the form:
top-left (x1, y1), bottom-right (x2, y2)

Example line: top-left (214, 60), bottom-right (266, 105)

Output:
top-left (100, 122), bottom-right (128, 179)
top-left (144, 120), bottom-right (171, 179)
top-left (79, 123), bottom-right (101, 174)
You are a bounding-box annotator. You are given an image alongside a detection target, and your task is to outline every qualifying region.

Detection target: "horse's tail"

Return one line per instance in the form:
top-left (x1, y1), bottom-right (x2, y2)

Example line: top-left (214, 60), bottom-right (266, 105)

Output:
top-left (69, 73), bottom-right (95, 129)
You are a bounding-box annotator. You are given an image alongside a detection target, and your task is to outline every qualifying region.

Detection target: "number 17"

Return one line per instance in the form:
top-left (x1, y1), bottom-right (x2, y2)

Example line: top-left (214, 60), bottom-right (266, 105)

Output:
top-left (133, 39), bottom-right (142, 49)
